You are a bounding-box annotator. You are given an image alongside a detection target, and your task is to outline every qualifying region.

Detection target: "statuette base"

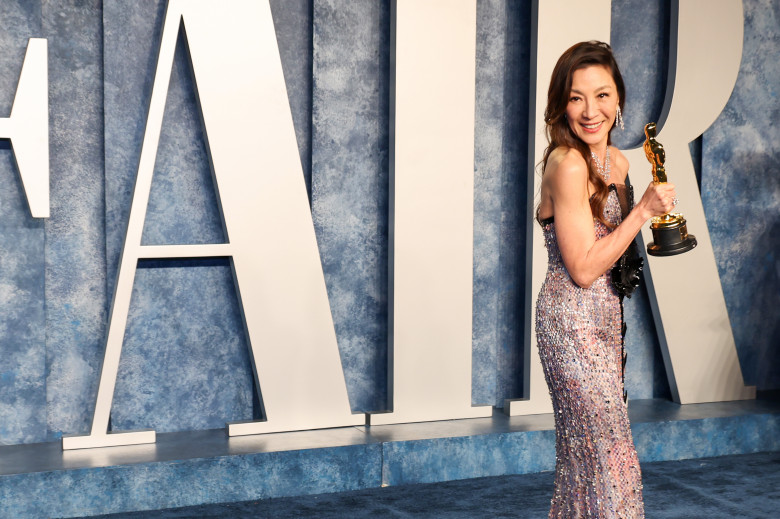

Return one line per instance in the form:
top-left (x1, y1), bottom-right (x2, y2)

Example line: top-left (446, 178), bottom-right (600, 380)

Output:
top-left (647, 214), bottom-right (697, 256)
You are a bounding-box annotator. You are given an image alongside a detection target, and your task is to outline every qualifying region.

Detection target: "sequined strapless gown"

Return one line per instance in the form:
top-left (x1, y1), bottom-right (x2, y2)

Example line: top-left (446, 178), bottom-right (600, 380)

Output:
top-left (536, 186), bottom-right (644, 518)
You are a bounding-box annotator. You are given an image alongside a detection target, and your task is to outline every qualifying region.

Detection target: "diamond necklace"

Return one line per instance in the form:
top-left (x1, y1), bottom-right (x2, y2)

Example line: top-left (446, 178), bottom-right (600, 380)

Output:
top-left (590, 147), bottom-right (610, 182)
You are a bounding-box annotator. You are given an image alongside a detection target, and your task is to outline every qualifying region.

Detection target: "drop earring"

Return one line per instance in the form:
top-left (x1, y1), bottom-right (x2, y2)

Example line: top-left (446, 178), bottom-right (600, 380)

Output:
top-left (615, 105), bottom-right (625, 130)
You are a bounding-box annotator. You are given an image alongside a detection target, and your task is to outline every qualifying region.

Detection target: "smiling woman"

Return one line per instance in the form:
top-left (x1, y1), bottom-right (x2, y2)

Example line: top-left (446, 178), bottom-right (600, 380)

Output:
top-left (533, 41), bottom-right (679, 518)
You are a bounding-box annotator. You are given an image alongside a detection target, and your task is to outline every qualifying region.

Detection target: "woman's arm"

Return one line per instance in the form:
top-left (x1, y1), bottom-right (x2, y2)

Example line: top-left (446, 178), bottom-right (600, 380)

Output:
top-left (545, 149), bottom-right (676, 288)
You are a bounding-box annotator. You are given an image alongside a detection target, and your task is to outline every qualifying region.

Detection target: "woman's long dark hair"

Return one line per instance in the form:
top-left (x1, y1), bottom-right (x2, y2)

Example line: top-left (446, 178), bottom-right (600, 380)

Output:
top-left (540, 41), bottom-right (625, 226)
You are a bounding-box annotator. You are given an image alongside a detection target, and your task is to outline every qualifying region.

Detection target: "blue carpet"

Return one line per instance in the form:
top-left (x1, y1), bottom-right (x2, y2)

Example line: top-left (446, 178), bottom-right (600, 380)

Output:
top-left (92, 451), bottom-right (780, 518)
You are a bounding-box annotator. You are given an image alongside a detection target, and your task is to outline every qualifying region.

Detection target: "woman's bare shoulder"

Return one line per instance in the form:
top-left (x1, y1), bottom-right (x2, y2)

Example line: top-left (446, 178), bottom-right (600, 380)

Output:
top-left (538, 148), bottom-right (589, 220)
top-left (545, 147), bottom-right (588, 187)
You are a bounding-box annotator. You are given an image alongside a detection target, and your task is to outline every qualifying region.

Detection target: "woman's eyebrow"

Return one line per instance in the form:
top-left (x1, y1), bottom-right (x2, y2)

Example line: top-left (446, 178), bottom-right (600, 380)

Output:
top-left (570, 85), bottom-right (613, 95)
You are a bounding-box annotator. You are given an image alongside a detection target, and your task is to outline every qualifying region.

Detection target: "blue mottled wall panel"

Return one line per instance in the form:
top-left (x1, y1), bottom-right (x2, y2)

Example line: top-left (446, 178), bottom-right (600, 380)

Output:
top-left (473, 0), bottom-right (505, 406)
top-left (43, 0), bottom-right (107, 440)
top-left (473, 0), bottom-right (530, 405)
top-left (495, 2), bottom-right (532, 405)
top-left (702, 0), bottom-right (780, 390)
top-left (311, 0), bottom-right (390, 412)
top-left (0, 1), bottom-right (46, 445)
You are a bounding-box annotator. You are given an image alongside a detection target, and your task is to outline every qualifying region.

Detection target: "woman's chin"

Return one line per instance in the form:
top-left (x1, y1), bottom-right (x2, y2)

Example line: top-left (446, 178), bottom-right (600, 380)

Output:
top-left (577, 131), bottom-right (609, 148)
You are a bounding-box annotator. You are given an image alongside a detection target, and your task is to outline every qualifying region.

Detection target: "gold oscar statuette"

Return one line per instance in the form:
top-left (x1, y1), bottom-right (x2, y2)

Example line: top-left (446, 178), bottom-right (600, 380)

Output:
top-left (643, 122), bottom-right (697, 256)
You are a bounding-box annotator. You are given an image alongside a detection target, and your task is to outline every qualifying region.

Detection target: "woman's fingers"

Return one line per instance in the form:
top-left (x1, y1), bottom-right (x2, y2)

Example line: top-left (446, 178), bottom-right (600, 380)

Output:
top-left (642, 182), bottom-right (678, 217)
top-left (655, 183), bottom-right (677, 215)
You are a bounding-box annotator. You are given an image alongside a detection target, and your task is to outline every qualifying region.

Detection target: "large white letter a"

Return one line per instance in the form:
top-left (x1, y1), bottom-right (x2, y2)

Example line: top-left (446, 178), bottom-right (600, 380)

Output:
top-left (63, 0), bottom-right (362, 450)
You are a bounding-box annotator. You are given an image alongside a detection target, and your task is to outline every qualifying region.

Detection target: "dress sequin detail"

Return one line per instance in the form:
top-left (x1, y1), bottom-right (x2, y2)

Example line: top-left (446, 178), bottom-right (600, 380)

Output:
top-left (536, 186), bottom-right (644, 518)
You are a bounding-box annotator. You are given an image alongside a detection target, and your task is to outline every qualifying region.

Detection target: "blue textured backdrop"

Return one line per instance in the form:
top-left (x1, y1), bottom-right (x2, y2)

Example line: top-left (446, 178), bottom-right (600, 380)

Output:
top-left (311, 0), bottom-right (391, 412)
top-left (43, 0), bottom-right (107, 443)
top-left (702, 0), bottom-right (780, 391)
top-left (0, 0), bottom-right (777, 445)
top-left (0, 0), bottom-right (46, 445)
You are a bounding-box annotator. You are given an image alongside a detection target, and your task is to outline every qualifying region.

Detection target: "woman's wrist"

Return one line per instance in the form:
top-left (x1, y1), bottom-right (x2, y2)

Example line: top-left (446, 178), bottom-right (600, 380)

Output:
top-left (633, 200), bottom-right (654, 222)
